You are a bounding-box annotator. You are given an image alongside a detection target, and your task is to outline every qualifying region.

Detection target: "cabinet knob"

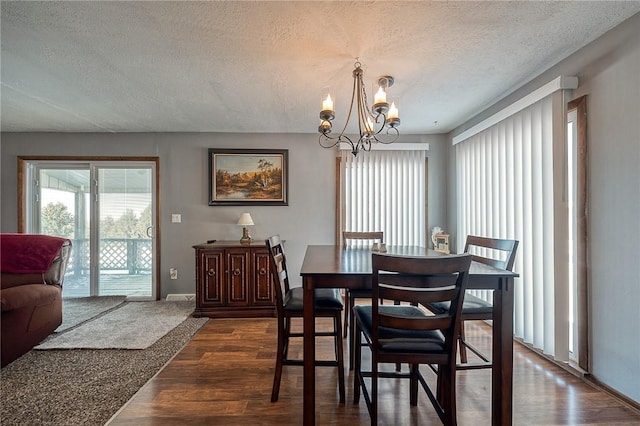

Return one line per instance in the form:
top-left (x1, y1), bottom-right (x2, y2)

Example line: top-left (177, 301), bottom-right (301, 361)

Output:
top-left (259, 268), bottom-right (267, 275)
top-left (207, 269), bottom-right (215, 276)
top-left (233, 269), bottom-right (241, 276)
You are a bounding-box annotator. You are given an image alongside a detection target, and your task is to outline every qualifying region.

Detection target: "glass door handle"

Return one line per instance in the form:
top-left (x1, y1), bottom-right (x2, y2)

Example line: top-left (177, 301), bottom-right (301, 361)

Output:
top-left (146, 226), bottom-right (154, 238)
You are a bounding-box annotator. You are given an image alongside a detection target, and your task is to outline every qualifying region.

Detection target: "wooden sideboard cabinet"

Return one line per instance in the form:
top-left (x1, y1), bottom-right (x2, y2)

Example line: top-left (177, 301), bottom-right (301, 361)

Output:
top-left (193, 241), bottom-right (276, 318)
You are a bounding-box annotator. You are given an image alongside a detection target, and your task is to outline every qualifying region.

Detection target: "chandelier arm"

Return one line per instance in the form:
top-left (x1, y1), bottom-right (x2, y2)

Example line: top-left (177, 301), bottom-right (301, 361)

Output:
top-left (318, 134), bottom-right (338, 148)
top-left (335, 72), bottom-right (359, 138)
top-left (319, 132), bottom-right (355, 151)
top-left (356, 73), bottom-right (368, 136)
top-left (386, 126), bottom-right (400, 137)
top-left (372, 112), bottom-right (388, 135)
top-left (372, 126), bottom-right (400, 145)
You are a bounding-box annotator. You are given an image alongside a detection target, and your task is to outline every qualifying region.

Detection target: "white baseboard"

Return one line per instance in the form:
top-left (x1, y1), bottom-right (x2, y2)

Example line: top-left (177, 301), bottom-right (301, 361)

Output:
top-left (166, 293), bottom-right (196, 301)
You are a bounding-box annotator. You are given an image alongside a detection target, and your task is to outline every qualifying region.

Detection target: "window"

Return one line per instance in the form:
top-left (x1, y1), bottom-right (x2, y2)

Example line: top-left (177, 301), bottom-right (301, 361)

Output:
top-left (455, 83), bottom-right (585, 367)
top-left (337, 149), bottom-right (428, 247)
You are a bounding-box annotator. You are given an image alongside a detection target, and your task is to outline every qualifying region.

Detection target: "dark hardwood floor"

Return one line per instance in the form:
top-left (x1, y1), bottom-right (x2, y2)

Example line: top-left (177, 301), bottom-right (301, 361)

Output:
top-left (108, 317), bottom-right (640, 425)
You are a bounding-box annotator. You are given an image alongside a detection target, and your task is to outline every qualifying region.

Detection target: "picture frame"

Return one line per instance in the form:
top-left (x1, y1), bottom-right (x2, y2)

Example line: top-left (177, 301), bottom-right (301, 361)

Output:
top-left (434, 234), bottom-right (450, 254)
top-left (208, 148), bottom-right (288, 206)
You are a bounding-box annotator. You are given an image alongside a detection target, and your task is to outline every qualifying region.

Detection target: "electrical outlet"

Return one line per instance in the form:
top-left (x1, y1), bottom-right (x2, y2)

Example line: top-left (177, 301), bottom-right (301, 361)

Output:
top-left (169, 268), bottom-right (178, 280)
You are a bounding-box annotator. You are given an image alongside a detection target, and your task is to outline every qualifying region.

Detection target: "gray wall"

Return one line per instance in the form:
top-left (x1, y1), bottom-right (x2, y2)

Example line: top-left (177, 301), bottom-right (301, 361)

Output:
top-left (448, 13), bottom-right (640, 403)
top-left (1, 132), bottom-right (447, 293)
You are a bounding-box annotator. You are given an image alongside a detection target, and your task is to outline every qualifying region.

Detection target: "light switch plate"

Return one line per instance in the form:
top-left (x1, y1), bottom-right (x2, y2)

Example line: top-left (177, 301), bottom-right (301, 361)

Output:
top-left (171, 214), bottom-right (181, 223)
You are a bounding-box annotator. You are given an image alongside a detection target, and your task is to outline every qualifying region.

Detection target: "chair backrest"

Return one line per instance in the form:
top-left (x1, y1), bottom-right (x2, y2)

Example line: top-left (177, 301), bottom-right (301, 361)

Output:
top-left (371, 253), bottom-right (472, 355)
top-left (265, 235), bottom-right (290, 315)
top-left (342, 231), bottom-right (384, 248)
top-left (464, 235), bottom-right (519, 271)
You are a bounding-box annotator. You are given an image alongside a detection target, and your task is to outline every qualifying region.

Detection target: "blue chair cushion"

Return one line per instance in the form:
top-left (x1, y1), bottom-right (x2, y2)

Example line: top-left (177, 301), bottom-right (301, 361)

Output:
top-left (353, 305), bottom-right (445, 354)
top-left (429, 293), bottom-right (492, 315)
top-left (284, 287), bottom-right (344, 311)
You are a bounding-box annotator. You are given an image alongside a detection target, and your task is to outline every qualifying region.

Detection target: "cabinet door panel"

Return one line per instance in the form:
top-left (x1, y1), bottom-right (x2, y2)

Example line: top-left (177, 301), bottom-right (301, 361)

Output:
top-left (201, 250), bottom-right (224, 306)
top-left (252, 249), bottom-right (274, 305)
top-left (226, 249), bottom-right (249, 305)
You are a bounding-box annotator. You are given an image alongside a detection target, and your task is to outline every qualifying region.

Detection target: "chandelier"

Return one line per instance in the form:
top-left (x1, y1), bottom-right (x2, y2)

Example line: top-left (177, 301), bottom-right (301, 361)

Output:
top-left (318, 60), bottom-right (400, 156)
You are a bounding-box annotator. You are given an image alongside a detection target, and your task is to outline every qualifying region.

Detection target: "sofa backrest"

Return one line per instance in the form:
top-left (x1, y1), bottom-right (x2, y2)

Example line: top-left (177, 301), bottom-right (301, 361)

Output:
top-left (1, 241), bottom-right (72, 290)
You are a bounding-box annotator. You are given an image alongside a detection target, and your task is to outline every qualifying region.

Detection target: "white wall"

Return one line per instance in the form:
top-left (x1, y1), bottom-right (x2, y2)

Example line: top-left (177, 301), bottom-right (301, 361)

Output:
top-left (448, 13), bottom-right (640, 403)
top-left (1, 132), bottom-right (447, 293)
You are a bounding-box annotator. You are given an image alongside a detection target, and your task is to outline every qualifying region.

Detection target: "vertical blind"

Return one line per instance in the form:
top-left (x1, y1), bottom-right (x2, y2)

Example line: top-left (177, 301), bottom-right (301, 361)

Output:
top-left (456, 93), bottom-right (570, 360)
top-left (341, 149), bottom-right (427, 247)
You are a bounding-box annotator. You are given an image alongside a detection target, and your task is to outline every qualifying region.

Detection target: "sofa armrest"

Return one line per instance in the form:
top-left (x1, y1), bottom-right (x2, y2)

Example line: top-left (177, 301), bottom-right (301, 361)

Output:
top-left (0, 284), bottom-right (62, 312)
top-left (42, 242), bottom-right (72, 285)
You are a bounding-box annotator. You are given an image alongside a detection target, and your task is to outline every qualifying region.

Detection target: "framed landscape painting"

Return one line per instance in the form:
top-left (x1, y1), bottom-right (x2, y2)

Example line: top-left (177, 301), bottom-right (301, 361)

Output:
top-left (208, 149), bottom-right (288, 206)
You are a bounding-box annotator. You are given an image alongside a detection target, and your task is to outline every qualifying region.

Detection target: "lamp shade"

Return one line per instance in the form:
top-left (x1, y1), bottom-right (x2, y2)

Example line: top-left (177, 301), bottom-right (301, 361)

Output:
top-left (237, 213), bottom-right (254, 226)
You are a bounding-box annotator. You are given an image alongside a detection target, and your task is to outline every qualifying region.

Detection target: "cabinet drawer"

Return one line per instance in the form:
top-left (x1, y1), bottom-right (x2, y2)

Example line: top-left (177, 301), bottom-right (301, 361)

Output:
top-left (199, 250), bottom-right (224, 306)
top-left (226, 248), bottom-right (249, 305)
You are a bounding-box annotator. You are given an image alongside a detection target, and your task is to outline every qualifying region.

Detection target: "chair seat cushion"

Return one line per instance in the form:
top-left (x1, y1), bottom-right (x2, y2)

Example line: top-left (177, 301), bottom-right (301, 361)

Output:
top-left (284, 287), bottom-right (343, 311)
top-left (353, 305), bottom-right (445, 354)
top-left (348, 289), bottom-right (372, 298)
top-left (428, 293), bottom-right (493, 315)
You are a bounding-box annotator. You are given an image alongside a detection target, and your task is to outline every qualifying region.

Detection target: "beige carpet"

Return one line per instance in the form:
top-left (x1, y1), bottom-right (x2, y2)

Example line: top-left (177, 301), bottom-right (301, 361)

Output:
top-left (57, 296), bottom-right (127, 332)
top-left (36, 301), bottom-right (196, 349)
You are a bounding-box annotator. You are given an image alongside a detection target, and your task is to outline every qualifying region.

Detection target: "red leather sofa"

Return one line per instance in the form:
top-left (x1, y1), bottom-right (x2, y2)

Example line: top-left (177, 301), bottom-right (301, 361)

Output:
top-left (0, 234), bottom-right (72, 367)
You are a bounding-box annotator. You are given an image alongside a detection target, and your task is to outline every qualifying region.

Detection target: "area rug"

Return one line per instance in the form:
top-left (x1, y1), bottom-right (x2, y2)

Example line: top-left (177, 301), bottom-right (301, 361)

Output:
top-left (57, 296), bottom-right (127, 332)
top-left (1, 316), bottom-right (208, 426)
top-left (36, 301), bottom-right (196, 349)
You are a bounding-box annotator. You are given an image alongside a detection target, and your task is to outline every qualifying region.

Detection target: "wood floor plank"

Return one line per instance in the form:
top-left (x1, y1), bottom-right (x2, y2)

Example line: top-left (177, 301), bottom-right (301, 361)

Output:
top-left (108, 318), bottom-right (640, 425)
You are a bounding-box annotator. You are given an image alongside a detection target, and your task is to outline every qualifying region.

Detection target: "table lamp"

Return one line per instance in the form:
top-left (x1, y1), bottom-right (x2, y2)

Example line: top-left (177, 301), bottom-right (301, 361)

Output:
top-left (237, 213), bottom-right (254, 244)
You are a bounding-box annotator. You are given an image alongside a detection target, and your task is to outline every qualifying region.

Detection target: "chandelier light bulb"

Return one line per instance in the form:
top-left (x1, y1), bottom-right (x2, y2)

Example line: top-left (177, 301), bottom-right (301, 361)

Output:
top-left (388, 102), bottom-right (399, 120)
top-left (319, 119), bottom-right (332, 134)
top-left (322, 94), bottom-right (334, 112)
top-left (365, 116), bottom-right (375, 134)
top-left (374, 86), bottom-right (387, 104)
top-left (386, 101), bottom-right (400, 128)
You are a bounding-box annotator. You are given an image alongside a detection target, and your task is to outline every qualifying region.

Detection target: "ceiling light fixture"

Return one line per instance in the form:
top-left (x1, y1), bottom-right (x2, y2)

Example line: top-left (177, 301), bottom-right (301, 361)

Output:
top-left (318, 59), bottom-right (400, 156)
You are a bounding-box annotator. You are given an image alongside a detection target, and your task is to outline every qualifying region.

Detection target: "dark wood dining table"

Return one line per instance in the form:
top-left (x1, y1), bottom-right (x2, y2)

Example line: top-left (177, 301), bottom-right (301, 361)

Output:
top-left (300, 245), bottom-right (519, 425)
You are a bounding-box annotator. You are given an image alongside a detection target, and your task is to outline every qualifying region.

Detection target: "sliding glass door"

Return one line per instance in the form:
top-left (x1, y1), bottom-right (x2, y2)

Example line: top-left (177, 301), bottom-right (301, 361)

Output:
top-left (25, 160), bottom-right (156, 300)
top-left (96, 166), bottom-right (154, 298)
top-left (35, 166), bottom-right (92, 297)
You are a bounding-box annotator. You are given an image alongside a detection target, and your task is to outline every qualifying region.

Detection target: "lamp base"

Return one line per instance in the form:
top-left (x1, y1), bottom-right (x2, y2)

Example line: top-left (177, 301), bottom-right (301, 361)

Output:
top-left (240, 227), bottom-right (253, 244)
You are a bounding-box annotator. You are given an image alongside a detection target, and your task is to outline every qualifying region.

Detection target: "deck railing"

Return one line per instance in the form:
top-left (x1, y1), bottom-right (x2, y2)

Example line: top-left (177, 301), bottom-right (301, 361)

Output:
top-left (66, 238), bottom-right (152, 275)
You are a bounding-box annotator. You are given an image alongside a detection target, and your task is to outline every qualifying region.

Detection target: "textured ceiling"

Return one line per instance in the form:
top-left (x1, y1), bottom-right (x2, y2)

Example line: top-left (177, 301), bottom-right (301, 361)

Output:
top-left (1, 1), bottom-right (639, 134)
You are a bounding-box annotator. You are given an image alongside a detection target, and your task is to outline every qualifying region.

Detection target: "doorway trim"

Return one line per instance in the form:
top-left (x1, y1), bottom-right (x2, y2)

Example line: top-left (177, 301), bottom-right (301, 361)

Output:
top-left (566, 96), bottom-right (588, 372)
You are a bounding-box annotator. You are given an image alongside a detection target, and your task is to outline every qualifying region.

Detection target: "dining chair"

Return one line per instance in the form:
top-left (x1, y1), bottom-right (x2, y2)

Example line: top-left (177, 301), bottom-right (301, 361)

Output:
top-left (341, 231), bottom-right (384, 370)
top-left (265, 235), bottom-right (345, 403)
top-left (352, 252), bottom-right (472, 425)
top-left (426, 235), bottom-right (518, 366)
